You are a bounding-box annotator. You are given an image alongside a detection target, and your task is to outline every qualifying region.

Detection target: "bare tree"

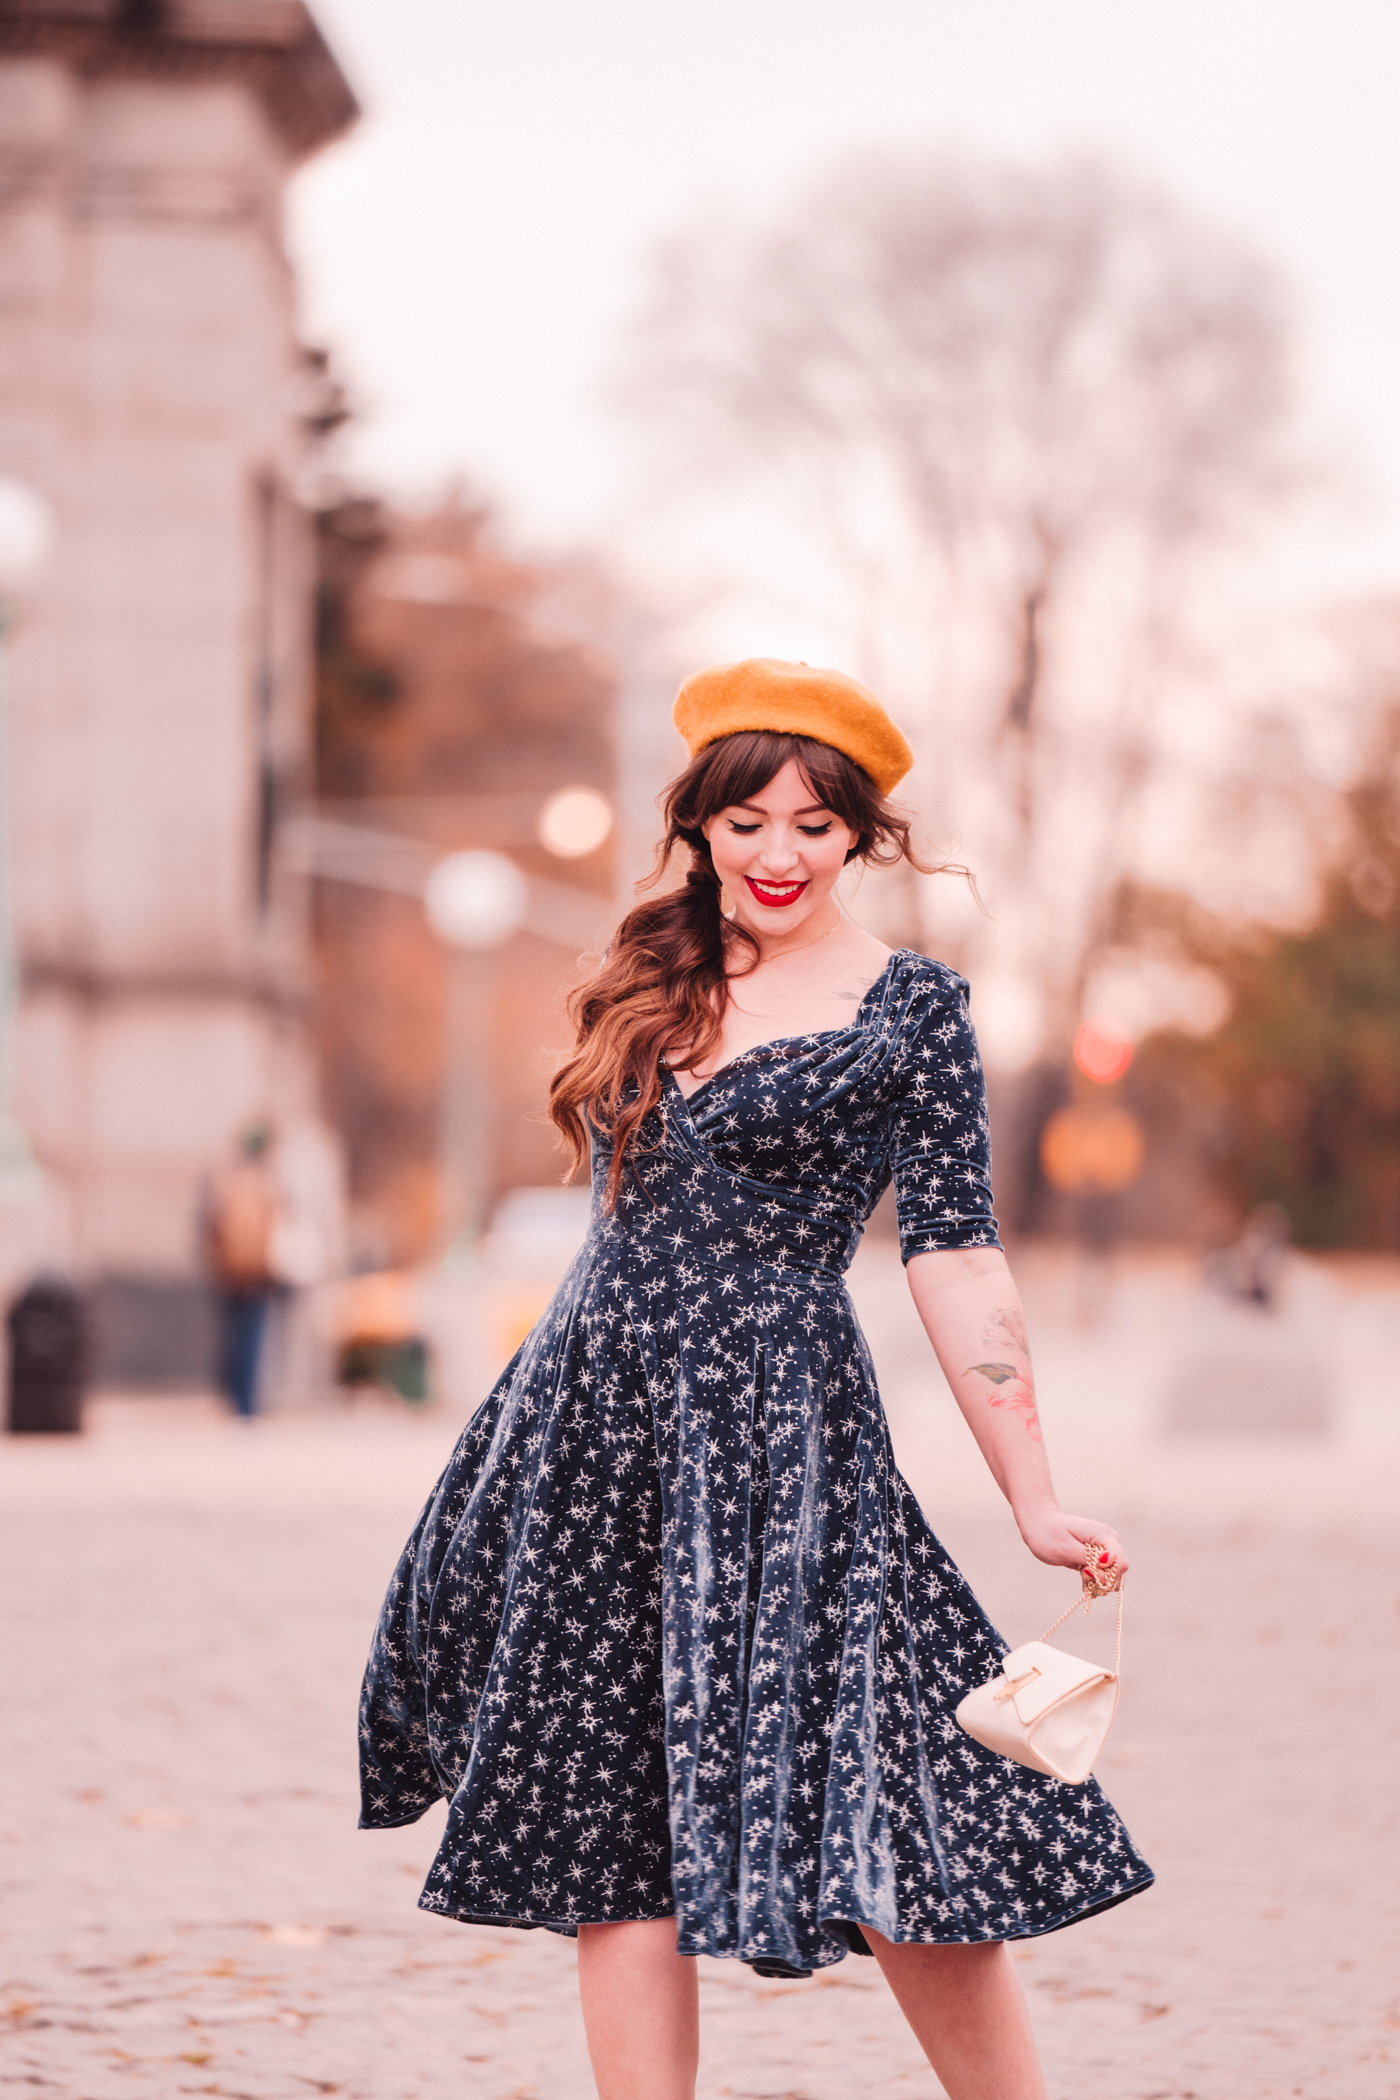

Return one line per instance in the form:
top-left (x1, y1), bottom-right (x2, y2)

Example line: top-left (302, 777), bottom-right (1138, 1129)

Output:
top-left (617, 151), bottom-right (1311, 1042)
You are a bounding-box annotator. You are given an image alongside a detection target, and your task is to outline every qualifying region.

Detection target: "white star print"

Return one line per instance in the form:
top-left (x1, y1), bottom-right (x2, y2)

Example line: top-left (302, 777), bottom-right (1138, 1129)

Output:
top-left (360, 953), bottom-right (1151, 1974)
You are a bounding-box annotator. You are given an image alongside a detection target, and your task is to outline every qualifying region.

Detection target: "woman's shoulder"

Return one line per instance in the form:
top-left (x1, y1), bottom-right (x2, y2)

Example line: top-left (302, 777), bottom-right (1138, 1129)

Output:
top-left (878, 951), bottom-right (979, 1079)
top-left (882, 948), bottom-right (970, 1013)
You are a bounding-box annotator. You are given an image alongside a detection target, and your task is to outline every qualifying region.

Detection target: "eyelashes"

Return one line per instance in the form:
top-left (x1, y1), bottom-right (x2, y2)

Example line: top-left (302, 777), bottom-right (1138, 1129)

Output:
top-left (725, 822), bottom-right (834, 837)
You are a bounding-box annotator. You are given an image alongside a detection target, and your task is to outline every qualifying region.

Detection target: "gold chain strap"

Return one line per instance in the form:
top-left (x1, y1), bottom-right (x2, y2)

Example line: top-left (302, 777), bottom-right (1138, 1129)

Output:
top-left (1037, 1557), bottom-right (1125, 1679)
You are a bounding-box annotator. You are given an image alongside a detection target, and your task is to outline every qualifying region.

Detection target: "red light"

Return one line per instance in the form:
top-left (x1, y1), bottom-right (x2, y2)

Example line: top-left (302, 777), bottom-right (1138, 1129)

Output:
top-left (1073, 1016), bottom-right (1134, 1085)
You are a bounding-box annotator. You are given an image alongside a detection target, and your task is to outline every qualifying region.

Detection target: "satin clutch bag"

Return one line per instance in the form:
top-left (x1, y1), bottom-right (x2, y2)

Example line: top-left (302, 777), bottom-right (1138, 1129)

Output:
top-left (955, 1571), bottom-right (1124, 1787)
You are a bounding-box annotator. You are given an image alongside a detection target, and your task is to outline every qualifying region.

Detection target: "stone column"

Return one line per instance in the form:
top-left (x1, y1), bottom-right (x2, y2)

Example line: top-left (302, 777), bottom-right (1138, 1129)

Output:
top-left (0, 8), bottom-right (355, 1382)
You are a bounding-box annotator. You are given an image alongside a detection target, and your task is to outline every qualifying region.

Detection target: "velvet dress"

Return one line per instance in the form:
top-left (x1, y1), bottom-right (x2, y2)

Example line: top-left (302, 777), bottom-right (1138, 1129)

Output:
top-left (358, 950), bottom-right (1153, 1976)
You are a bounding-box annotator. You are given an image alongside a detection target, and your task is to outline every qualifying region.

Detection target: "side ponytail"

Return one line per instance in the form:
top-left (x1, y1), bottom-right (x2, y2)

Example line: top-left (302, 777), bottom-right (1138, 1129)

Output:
top-left (549, 730), bottom-right (942, 1208)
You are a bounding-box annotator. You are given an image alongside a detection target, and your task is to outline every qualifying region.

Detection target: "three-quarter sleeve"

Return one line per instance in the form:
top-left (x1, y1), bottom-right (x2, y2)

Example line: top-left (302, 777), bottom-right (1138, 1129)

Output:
top-left (890, 969), bottom-right (1002, 1261)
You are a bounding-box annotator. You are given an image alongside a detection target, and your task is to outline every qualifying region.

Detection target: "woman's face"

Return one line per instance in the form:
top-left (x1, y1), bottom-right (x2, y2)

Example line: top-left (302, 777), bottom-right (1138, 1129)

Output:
top-left (701, 758), bottom-right (857, 937)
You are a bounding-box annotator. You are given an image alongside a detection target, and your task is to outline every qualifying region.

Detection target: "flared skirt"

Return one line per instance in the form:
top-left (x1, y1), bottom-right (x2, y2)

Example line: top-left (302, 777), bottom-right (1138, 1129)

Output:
top-left (358, 1234), bottom-right (1152, 1975)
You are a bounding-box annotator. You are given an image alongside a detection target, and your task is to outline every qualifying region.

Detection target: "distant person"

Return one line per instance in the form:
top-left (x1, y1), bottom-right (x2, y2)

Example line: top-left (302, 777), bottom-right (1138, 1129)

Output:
top-left (359, 661), bottom-right (1152, 2100)
top-left (203, 1120), bottom-right (282, 1419)
top-left (1205, 1202), bottom-right (1290, 1310)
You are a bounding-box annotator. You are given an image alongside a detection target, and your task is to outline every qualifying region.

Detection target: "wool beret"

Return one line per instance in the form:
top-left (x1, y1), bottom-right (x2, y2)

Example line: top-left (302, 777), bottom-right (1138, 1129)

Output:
top-left (673, 657), bottom-right (913, 797)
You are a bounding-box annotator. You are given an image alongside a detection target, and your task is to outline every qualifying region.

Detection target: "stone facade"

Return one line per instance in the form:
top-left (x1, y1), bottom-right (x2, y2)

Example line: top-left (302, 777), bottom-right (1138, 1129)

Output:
top-left (0, 4), bottom-right (355, 1310)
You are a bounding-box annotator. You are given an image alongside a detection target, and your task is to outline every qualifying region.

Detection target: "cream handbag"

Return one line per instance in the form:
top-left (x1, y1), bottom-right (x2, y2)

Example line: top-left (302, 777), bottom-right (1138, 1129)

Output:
top-left (955, 1575), bottom-right (1124, 1786)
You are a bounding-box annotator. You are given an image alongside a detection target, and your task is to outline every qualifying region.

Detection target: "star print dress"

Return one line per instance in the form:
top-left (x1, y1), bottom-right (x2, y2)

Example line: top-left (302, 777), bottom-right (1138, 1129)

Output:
top-left (359, 949), bottom-right (1153, 1976)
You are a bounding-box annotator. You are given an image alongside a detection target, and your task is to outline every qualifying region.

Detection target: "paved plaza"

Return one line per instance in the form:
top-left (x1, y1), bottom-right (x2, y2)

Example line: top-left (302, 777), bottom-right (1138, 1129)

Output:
top-left (3, 1247), bottom-right (1399, 2099)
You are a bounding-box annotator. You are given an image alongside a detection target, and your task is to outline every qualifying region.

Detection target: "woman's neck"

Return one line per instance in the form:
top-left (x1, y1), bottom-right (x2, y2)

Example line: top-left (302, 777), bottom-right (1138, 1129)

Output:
top-left (726, 897), bottom-right (845, 966)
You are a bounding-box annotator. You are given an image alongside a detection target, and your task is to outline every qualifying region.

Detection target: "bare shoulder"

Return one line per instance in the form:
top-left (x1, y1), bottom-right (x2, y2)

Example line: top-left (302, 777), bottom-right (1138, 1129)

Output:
top-left (827, 929), bottom-right (894, 1006)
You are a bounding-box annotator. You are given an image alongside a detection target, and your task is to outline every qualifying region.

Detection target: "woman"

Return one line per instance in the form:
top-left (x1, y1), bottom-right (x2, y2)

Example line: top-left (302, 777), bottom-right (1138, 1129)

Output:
top-left (360, 658), bottom-right (1153, 2099)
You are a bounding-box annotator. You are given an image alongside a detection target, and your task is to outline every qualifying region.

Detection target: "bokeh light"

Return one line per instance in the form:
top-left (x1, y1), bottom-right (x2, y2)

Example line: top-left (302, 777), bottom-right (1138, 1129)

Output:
top-left (537, 786), bottom-right (613, 859)
top-left (424, 850), bottom-right (528, 949)
top-left (1072, 1015), bottom-right (1135, 1084)
top-left (0, 477), bottom-right (57, 597)
top-left (1040, 1102), bottom-right (1146, 1194)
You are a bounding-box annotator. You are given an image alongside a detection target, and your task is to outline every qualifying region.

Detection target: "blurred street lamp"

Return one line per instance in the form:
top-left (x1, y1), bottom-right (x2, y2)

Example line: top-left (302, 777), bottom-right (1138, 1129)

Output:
top-left (425, 851), bottom-right (529, 1248)
top-left (425, 849), bottom-right (528, 948)
top-left (0, 478), bottom-right (57, 1200)
top-left (537, 785), bottom-right (613, 859)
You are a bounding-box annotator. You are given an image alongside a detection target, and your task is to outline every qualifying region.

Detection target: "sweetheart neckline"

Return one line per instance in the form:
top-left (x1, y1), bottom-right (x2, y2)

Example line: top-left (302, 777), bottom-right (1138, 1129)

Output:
top-left (664, 951), bottom-right (905, 1107)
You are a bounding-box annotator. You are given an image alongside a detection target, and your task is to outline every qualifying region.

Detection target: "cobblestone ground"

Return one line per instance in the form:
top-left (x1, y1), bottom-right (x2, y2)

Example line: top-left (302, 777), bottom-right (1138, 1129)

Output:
top-left (2, 1250), bottom-right (1398, 2100)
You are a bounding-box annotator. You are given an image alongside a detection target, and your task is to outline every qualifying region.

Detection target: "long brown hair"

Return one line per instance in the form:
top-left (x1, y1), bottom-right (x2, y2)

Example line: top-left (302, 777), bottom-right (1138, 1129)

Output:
top-left (550, 731), bottom-right (951, 1207)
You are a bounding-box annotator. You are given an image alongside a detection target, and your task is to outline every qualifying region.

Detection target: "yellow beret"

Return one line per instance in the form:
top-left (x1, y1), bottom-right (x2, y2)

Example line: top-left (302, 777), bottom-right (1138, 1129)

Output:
top-left (673, 657), bottom-right (913, 798)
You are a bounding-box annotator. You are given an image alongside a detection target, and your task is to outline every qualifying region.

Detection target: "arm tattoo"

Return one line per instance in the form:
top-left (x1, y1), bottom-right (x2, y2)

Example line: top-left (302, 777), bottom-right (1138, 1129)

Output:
top-left (984, 1307), bottom-right (1029, 1353)
top-left (964, 1306), bottom-right (1041, 1441)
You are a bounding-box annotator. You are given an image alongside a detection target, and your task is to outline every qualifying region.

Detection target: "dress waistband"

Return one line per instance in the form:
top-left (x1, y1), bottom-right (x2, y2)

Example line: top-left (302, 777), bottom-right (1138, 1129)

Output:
top-left (591, 1190), bottom-right (855, 1288)
top-left (631, 1232), bottom-right (847, 1292)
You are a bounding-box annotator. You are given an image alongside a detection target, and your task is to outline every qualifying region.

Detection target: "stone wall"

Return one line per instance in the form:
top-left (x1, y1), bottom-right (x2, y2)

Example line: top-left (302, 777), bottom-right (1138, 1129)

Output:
top-left (0, 16), bottom-right (353, 1321)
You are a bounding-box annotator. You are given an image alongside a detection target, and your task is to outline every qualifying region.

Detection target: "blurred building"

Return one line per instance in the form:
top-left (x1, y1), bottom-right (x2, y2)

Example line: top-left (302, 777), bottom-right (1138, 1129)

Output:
top-left (0, 3), bottom-right (355, 1363)
top-left (309, 499), bottom-right (618, 1265)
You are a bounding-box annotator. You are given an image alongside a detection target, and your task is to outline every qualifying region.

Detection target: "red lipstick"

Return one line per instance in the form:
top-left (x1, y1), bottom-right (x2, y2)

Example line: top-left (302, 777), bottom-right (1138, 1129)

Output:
top-left (744, 876), bottom-right (809, 909)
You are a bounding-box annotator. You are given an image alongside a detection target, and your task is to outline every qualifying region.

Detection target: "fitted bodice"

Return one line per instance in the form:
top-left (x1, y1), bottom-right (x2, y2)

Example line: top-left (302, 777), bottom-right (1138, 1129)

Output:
top-left (590, 950), bottom-right (1000, 1277)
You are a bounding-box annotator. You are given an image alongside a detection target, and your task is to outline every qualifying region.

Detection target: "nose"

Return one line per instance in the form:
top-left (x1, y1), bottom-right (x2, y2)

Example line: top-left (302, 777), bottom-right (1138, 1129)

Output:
top-left (759, 834), bottom-right (801, 873)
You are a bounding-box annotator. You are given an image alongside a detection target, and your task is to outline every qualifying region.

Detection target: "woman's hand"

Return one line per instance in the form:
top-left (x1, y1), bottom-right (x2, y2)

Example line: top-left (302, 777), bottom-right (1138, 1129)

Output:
top-left (1016, 1504), bottom-right (1127, 1584)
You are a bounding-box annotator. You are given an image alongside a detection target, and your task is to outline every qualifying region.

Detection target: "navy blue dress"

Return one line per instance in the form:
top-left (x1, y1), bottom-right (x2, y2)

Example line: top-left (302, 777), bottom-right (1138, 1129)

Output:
top-left (359, 950), bottom-right (1152, 1976)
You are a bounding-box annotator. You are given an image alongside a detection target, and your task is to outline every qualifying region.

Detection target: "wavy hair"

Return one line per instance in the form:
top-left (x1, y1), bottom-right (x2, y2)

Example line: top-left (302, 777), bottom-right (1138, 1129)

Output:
top-left (550, 731), bottom-right (952, 1208)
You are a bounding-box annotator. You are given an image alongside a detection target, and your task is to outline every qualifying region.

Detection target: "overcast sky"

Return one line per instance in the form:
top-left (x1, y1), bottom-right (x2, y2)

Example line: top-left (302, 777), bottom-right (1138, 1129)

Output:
top-left (289, 0), bottom-right (1400, 576)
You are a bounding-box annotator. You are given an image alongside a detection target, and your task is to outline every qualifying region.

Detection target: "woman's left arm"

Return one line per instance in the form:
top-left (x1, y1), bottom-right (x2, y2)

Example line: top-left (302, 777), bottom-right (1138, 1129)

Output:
top-left (904, 1244), bottom-right (1126, 1579)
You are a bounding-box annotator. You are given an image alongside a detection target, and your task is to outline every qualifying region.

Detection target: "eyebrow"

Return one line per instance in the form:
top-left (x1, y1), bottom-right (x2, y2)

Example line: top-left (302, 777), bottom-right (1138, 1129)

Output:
top-left (734, 800), bottom-right (831, 816)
